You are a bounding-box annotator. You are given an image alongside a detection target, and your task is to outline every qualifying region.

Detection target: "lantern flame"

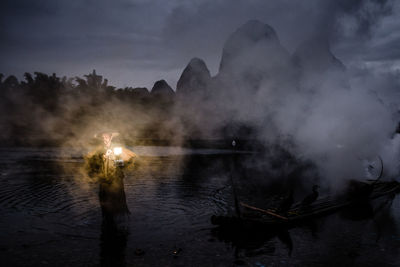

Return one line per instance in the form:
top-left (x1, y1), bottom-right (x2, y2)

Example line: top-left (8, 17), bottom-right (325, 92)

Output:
top-left (113, 147), bottom-right (123, 156)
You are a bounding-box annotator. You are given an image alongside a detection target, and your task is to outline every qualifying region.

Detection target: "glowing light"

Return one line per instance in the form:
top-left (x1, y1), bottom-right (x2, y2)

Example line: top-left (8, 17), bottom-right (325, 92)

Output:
top-left (113, 147), bottom-right (122, 156)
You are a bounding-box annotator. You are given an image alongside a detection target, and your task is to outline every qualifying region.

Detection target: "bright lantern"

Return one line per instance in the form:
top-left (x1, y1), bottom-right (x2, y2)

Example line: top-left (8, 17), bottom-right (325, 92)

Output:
top-left (113, 147), bottom-right (123, 156)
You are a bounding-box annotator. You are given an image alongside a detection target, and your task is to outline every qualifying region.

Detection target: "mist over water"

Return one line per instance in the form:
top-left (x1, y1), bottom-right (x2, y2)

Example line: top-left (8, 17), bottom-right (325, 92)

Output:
top-left (1, 13), bottom-right (400, 190)
top-left (0, 148), bottom-right (399, 266)
top-left (1, 2), bottom-right (400, 266)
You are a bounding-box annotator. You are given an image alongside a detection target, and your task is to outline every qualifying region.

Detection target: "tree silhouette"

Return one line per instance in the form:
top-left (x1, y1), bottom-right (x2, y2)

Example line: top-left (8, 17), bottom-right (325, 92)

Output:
top-left (3, 75), bottom-right (19, 89)
top-left (0, 69), bottom-right (190, 145)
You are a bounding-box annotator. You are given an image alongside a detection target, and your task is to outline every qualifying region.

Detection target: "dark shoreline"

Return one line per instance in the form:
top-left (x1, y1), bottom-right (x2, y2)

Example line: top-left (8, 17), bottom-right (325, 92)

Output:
top-left (0, 138), bottom-right (265, 150)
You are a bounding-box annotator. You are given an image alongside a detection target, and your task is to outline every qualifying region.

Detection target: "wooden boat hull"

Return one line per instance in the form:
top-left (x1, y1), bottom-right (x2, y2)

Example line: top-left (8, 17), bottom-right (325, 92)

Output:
top-left (212, 181), bottom-right (400, 228)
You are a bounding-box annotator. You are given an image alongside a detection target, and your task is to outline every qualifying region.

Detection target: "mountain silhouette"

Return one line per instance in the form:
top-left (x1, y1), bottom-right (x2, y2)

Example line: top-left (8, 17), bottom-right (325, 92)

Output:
top-left (217, 19), bottom-right (292, 90)
top-left (292, 35), bottom-right (347, 90)
top-left (151, 80), bottom-right (175, 97)
top-left (176, 57), bottom-right (211, 97)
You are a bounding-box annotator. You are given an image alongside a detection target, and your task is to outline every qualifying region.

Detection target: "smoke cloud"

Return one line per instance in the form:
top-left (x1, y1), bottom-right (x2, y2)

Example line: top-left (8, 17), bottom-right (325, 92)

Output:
top-left (1, 0), bottom-right (400, 191)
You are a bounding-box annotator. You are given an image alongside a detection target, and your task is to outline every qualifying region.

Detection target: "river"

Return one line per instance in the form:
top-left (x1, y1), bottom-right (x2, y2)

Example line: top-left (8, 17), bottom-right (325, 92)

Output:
top-left (0, 147), bottom-right (399, 266)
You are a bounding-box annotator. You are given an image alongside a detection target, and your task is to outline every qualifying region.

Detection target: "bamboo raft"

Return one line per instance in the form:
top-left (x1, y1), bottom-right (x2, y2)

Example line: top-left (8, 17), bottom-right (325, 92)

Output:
top-left (211, 180), bottom-right (400, 228)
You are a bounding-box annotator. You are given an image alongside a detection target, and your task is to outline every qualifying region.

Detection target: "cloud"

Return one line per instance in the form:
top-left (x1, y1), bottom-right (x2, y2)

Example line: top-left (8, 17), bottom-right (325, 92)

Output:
top-left (0, 0), bottom-right (399, 89)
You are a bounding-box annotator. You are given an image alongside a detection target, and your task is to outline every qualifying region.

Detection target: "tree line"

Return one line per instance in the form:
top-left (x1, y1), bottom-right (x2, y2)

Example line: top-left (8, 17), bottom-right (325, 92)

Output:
top-left (0, 70), bottom-right (179, 146)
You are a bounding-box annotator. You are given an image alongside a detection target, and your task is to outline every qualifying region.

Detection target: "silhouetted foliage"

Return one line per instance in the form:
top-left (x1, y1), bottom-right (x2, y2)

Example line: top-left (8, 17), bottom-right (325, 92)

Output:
top-left (0, 65), bottom-right (260, 146)
top-left (0, 70), bottom-right (183, 145)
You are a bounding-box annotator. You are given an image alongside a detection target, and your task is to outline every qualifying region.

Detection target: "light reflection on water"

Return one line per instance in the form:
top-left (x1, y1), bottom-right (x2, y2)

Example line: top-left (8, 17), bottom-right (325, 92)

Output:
top-left (0, 147), bottom-right (399, 266)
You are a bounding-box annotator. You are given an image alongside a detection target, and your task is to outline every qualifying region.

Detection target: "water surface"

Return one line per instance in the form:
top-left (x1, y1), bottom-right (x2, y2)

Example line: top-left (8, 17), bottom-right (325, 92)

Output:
top-left (0, 147), bottom-right (399, 266)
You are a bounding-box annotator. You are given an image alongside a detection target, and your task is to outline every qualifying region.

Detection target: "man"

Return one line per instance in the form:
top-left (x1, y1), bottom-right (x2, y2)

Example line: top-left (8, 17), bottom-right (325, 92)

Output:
top-left (85, 131), bottom-right (136, 223)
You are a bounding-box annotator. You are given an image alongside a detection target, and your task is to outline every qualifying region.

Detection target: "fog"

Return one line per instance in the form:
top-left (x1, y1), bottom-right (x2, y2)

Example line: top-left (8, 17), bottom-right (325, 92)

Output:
top-left (1, 0), bottom-right (399, 88)
top-left (1, 0), bottom-right (400, 191)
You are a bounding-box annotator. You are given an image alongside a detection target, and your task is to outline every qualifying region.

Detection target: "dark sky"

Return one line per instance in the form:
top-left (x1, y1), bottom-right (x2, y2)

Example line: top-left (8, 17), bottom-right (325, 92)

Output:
top-left (1, 0), bottom-right (399, 89)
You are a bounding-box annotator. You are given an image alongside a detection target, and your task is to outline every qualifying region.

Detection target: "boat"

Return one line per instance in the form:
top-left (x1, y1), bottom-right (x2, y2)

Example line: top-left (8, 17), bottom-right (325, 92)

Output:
top-left (211, 180), bottom-right (400, 228)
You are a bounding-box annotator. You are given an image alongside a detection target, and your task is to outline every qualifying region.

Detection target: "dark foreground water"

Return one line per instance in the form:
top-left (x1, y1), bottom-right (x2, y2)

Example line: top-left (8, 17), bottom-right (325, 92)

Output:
top-left (0, 147), bottom-right (399, 267)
